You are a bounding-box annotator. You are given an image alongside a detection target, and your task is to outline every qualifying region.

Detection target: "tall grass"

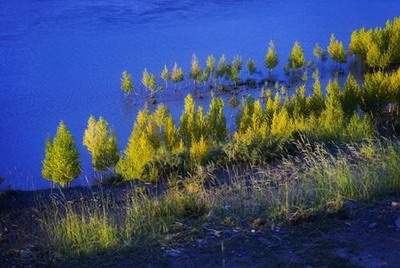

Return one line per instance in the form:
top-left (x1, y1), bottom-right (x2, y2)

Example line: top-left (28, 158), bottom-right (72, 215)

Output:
top-left (38, 140), bottom-right (400, 259)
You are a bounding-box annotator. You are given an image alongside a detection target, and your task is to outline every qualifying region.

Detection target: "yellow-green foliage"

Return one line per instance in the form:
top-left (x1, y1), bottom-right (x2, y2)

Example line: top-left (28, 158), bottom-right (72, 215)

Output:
top-left (207, 97), bottom-right (227, 142)
top-left (271, 107), bottom-right (292, 138)
top-left (350, 17), bottom-right (400, 69)
top-left (247, 58), bottom-right (256, 75)
top-left (265, 41), bottom-right (278, 71)
top-left (161, 65), bottom-right (170, 88)
top-left (83, 116), bottom-right (119, 172)
top-left (288, 41), bottom-right (305, 69)
top-left (190, 136), bottom-right (209, 164)
top-left (51, 210), bottom-right (118, 257)
top-left (342, 74), bottom-right (361, 115)
top-left (308, 72), bottom-right (325, 115)
top-left (120, 70), bottom-right (134, 94)
top-left (171, 62), bottom-right (184, 83)
top-left (190, 54), bottom-right (202, 84)
top-left (42, 122), bottom-right (81, 186)
top-left (142, 68), bottom-right (157, 93)
top-left (179, 94), bottom-right (227, 145)
top-left (206, 55), bottom-right (216, 78)
top-left (116, 106), bottom-right (178, 181)
top-left (124, 184), bottom-right (207, 241)
top-left (313, 43), bottom-right (326, 61)
top-left (216, 55), bottom-right (229, 79)
top-left (327, 34), bottom-right (347, 63)
top-left (362, 70), bottom-right (395, 114)
top-left (117, 95), bottom-right (227, 181)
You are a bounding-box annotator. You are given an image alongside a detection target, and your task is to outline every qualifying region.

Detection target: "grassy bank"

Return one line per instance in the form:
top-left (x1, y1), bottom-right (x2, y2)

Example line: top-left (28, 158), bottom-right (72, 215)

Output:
top-left (37, 139), bottom-right (400, 260)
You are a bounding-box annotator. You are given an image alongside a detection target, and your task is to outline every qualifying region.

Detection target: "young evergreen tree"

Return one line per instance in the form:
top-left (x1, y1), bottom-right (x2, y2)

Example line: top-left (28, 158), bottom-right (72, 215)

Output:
top-left (313, 43), bottom-right (327, 62)
top-left (366, 43), bottom-right (390, 70)
top-left (83, 116), bottom-right (119, 172)
top-left (288, 41), bottom-right (305, 69)
top-left (179, 94), bottom-right (197, 144)
top-left (271, 107), bottom-right (292, 138)
top-left (120, 70), bottom-right (134, 94)
top-left (116, 109), bottom-right (157, 181)
top-left (171, 63), bottom-right (184, 85)
top-left (247, 59), bottom-right (256, 76)
top-left (206, 55), bottom-right (216, 85)
top-left (265, 41), bottom-right (278, 72)
top-left (319, 94), bottom-right (344, 139)
top-left (216, 55), bottom-right (229, 82)
top-left (142, 68), bottom-right (157, 96)
top-left (190, 54), bottom-right (202, 85)
top-left (327, 34), bottom-right (347, 64)
top-left (207, 97), bottom-right (227, 143)
top-left (308, 70), bottom-right (325, 115)
top-left (229, 55), bottom-right (242, 86)
top-left (42, 122), bottom-right (81, 186)
top-left (361, 71), bottom-right (392, 115)
top-left (206, 55), bottom-right (216, 76)
top-left (342, 74), bottom-right (361, 116)
top-left (161, 65), bottom-right (171, 89)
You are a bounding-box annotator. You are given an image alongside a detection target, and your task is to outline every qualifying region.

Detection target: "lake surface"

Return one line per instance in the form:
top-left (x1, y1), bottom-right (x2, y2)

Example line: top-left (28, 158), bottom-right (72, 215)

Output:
top-left (1, 0), bottom-right (399, 190)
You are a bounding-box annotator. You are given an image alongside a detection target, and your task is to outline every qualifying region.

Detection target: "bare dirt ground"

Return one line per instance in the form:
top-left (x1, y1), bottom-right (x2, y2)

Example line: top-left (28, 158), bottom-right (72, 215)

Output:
top-left (1, 188), bottom-right (400, 268)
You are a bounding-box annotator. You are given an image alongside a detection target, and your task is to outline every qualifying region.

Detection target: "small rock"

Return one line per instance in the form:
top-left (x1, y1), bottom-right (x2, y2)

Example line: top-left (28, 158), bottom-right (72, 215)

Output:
top-left (368, 222), bottom-right (377, 229)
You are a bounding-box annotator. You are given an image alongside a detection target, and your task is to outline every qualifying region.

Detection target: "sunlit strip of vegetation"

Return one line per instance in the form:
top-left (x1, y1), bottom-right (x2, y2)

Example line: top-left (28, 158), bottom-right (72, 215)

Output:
top-left (39, 141), bottom-right (400, 258)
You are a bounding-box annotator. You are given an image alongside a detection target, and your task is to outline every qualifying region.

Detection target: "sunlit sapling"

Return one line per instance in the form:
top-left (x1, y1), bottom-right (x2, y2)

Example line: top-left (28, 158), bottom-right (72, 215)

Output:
top-left (342, 74), bottom-right (361, 116)
top-left (319, 80), bottom-right (345, 139)
top-left (236, 96), bottom-right (255, 133)
top-left (179, 94), bottom-right (198, 144)
top-left (120, 70), bottom-right (134, 94)
top-left (171, 62), bottom-right (184, 88)
top-left (205, 55), bottom-right (216, 86)
top-left (229, 55), bottom-right (243, 87)
top-left (207, 97), bottom-right (227, 143)
top-left (291, 85), bottom-right (308, 117)
top-left (116, 105), bottom-right (177, 181)
top-left (161, 65), bottom-right (171, 89)
top-left (313, 43), bottom-right (327, 62)
top-left (327, 34), bottom-right (347, 65)
top-left (216, 55), bottom-right (229, 84)
top-left (83, 116), bottom-right (119, 172)
top-left (288, 41), bottom-right (305, 70)
top-left (361, 71), bottom-right (393, 115)
top-left (142, 68), bottom-right (158, 97)
top-left (265, 41), bottom-right (278, 73)
top-left (247, 58), bottom-right (256, 76)
top-left (42, 121), bottom-right (81, 186)
top-left (308, 69), bottom-right (325, 115)
top-left (271, 106), bottom-right (292, 138)
top-left (366, 43), bottom-right (390, 71)
top-left (190, 54), bottom-right (202, 86)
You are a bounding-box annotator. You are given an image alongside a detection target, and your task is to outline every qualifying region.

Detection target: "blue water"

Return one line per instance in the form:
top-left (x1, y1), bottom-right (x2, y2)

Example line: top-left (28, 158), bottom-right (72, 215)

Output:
top-left (1, 0), bottom-right (399, 190)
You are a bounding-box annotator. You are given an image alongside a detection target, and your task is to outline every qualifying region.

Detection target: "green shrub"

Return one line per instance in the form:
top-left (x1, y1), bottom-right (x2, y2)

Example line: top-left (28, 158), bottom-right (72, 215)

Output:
top-left (42, 122), bottom-right (81, 186)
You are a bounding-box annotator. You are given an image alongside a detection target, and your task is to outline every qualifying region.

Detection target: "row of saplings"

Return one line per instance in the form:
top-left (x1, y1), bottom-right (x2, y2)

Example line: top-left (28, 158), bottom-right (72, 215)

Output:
top-left (120, 36), bottom-right (346, 96)
top-left (120, 16), bottom-right (400, 97)
top-left (42, 67), bottom-right (400, 186)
